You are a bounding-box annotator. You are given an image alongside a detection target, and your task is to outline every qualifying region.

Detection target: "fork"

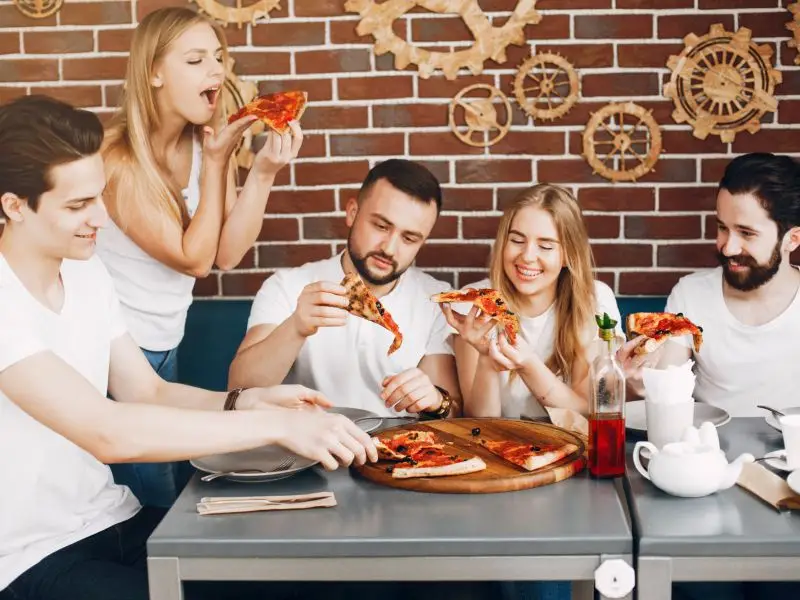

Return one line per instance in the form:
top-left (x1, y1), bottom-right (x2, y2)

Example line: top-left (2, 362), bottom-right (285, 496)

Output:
top-left (200, 456), bottom-right (296, 482)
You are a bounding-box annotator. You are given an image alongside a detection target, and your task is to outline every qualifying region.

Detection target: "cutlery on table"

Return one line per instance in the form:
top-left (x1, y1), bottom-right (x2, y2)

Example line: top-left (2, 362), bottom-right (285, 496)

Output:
top-left (757, 405), bottom-right (786, 420)
top-left (197, 491), bottom-right (336, 515)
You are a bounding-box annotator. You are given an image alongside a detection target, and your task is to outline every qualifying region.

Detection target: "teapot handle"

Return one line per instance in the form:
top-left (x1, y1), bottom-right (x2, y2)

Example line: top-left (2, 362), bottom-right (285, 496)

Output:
top-left (633, 441), bottom-right (659, 481)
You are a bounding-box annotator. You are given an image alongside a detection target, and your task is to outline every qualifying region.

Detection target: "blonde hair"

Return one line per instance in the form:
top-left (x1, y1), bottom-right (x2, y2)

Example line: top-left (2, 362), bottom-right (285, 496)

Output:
top-left (489, 184), bottom-right (597, 381)
top-left (103, 7), bottom-right (228, 229)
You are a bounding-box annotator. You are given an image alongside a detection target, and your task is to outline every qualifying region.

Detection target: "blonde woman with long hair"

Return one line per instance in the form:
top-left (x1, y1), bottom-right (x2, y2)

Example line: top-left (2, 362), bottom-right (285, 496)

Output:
top-left (442, 184), bottom-right (622, 419)
top-left (98, 7), bottom-right (302, 507)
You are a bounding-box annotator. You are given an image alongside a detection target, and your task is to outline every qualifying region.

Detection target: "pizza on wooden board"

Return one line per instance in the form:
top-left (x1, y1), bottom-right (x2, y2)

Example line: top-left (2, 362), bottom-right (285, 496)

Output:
top-left (479, 438), bottom-right (579, 472)
top-left (341, 273), bottom-right (403, 355)
top-left (373, 431), bottom-right (487, 479)
top-left (626, 312), bottom-right (703, 355)
top-left (430, 288), bottom-right (521, 344)
top-left (227, 90), bottom-right (307, 134)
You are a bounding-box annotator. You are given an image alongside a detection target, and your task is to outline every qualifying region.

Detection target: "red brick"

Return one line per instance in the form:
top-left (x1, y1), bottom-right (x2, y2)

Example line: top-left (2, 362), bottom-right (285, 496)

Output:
top-left (459, 271), bottom-right (490, 286)
top-left (0, 5), bottom-right (56, 26)
top-left (418, 74), bottom-right (495, 98)
top-left (257, 218), bottom-right (299, 242)
top-left (777, 70), bottom-right (800, 95)
top-left (441, 187), bottom-right (494, 211)
top-left (24, 31), bottom-right (94, 54)
top-left (302, 106), bottom-right (368, 130)
top-left (235, 248), bottom-right (256, 269)
top-left (579, 187), bottom-right (656, 212)
top-left (136, 0), bottom-right (186, 20)
top-left (416, 243), bottom-right (491, 268)
top-left (659, 186), bottom-right (718, 212)
top-left (424, 271), bottom-right (456, 287)
top-left (0, 33), bottom-right (20, 55)
top-left (529, 44), bottom-right (613, 69)
top-left (330, 133), bottom-right (405, 157)
top-left (295, 0), bottom-right (341, 17)
top-left (520, 15), bottom-right (571, 41)
top-left (593, 244), bottom-right (653, 268)
top-left (701, 158), bottom-right (730, 183)
top-left (267, 190), bottom-right (335, 214)
top-left (658, 15), bottom-right (736, 39)
top-left (456, 159), bottom-right (532, 184)
top-left (575, 15), bottom-right (653, 39)
top-left (295, 160), bottom-right (370, 186)
top-left (739, 12), bottom-right (794, 38)
top-left (618, 272), bottom-right (689, 296)
top-left (732, 129), bottom-right (800, 153)
top-left (490, 131), bottom-right (565, 156)
top-left (258, 79), bottom-right (332, 102)
top-left (193, 274), bottom-right (220, 297)
top-left (105, 84), bottom-right (123, 108)
top-left (98, 29), bottom-right (134, 53)
top-left (330, 19), bottom-right (376, 45)
top-left (657, 244), bottom-right (717, 268)
top-left (498, 187), bottom-right (544, 210)
top-left (303, 216), bottom-right (348, 240)
top-left (63, 57), bottom-right (128, 81)
top-left (617, 44), bottom-right (684, 69)
top-left (538, 159), bottom-right (607, 184)
top-left (258, 244), bottom-right (333, 268)
top-left (558, 100), bottom-right (674, 128)
top-left (625, 215), bottom-right (702, 240)
top-left (0, 87), bottom-right (27, 104)
top-left (484, 44), bottom-right (532, 72)
top-left (463, 216), bottom-right (501, 240)
top-left (220, 273), bottom-right (267, 297)
top-left (252, 22), bottom-right (325, 46)
top-left (338, 76), bottom-right (413, 100)
top-left (536, 0), bottom-right (611, 7)
top-left (295, 134), bottom-right (326, 159)
top-left (418, 161), bottom-right (450, 183)
top-left (61, 1), bottom-right (132, 25)
top-left (595, 271), bottom-right (616, 290)
top-left (412, 17), bottom-right (472, 42)
top-left (430, 216), bottom-right (459, 240)
top-left (0, 59), bottom-right (58, 83)
top-left (374, 104), bottom-right (447, 128)
top-left (586, 215), bottom-right (621, 239)
top-left (661, 130), bottom-right (726, 155)
top-left (296, 50), bottom-right (370, 74)
top-left (618, 0), bottom-right (692, 6)
top-left (29, 85), bottom-right (102, 108)
top-left (699, 0), bottom-right (778, 6)
top-left (582, 73), bottom-right (659, 97)
top-left (777, 99), bottom-right (800, 124)
top-left (229, 52), bottom-right (290, 76)
top-left (705, 215), bottom-right (719, 240)
top-left (410, 132), bottom-right (483, 156)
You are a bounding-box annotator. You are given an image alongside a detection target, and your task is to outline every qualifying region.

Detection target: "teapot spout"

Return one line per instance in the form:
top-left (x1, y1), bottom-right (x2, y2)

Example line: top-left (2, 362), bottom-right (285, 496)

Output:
top-left (719, 453), bottom-right (755, 490)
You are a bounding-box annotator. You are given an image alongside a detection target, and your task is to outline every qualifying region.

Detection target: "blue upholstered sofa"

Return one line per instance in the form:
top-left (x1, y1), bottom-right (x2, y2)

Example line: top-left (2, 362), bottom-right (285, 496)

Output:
top-left (177, 297), bottom-right (668, 391)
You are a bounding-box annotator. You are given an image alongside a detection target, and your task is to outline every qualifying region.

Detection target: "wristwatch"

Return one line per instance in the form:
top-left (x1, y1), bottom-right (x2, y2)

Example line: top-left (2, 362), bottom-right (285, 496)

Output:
top-left (224, 387), bottom-right (246, 411)
top-left (422, 385), bottom-right (453, 419)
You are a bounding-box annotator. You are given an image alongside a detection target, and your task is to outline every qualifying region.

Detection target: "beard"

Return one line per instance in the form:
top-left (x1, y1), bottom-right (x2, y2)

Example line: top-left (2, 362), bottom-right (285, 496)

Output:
top-left (347, 238), bottom-right (409, 286)
top-left (717, 240), bottom-right (782, 292)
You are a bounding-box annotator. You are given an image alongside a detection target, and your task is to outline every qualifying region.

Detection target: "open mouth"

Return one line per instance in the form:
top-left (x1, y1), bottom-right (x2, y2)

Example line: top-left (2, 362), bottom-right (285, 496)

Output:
top-left (76, 232), bottom-right (96, 241)
top-left (515, 265), bottom-right (543, 281)
top-left (201, 85), bottom-right (220, 108)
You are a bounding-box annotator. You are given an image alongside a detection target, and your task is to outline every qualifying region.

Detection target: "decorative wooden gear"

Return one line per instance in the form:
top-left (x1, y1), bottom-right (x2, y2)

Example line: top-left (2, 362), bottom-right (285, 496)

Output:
top-left (583, 102), bottom-right (662, 183)
top-left (449, 83), bottom-right (512, 148)
top-left (220, 58), bottom-right (262, 170)
top-left (513, 52), bottom-right (579, 122)
top-left (344, 0), bottom-right (542, 80)
top-left (12, 0), bottom-right (63, 18)
top-left (664, 24), bottom-right (782, 143)
top-left (787, 2), bottom-right (800, 66)
top-left (193, 0), bottom-right (281, 28)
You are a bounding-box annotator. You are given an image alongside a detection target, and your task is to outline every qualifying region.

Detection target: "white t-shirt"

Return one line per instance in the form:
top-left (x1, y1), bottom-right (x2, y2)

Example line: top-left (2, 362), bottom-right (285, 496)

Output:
top-left (464, 279), bottom-right (622, 419)
top-left (247, 254), bottom-right (454, 417)
top-left (665, 267), bottom-right (800, 417)
top-left (0, 255), bottom-right (140, 591)
top-left (96, 135), bottom-right (202, 351)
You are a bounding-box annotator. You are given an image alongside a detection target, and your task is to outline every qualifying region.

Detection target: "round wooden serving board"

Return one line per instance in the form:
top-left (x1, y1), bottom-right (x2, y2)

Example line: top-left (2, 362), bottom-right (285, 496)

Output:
top-left (352, 418), bottom-right (586, 494)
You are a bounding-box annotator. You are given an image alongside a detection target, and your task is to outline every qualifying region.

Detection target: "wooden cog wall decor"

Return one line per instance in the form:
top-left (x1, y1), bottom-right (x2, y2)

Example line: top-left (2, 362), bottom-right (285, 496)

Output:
top-left (664, 24), bottom-right (781, 143)
top-left (583, 102), bottom-right (662, 183)
top-left (787, 2), bottom-right (800, 65)
top-left (194, 0), bottom-right (281, 28)
top-left (449, 83), bottom-right (512, 148)
top-left (13, 0), bottom-right (63, 18)
top-left (513, 52), bottom-right (579, 122)
top-left (220, 58), bottom-right (262, 170)
top-left (344, 0), bottom-right (542, 80)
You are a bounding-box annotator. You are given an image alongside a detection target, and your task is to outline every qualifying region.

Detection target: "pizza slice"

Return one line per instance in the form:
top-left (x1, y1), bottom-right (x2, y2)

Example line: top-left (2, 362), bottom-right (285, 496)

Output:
top-left (626, 312), bottom-right (703, 355)
top-left (373, 430), bottom-right (487, 479)
top-left (227, 90), bottom-right (307, 134)
top-left (373, 430), bottom-right (439, 461)
top-left (430, 288), bottom-right (521, 344)
top-left (480, 439), bottom-right (579, 472)
top-left (341, 273), bottom-right (403, 355)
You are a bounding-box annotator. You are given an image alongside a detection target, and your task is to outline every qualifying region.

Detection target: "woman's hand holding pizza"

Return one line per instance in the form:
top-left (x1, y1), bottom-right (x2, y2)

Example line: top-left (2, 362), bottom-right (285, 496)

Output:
top-left (253, 121), bottom-right (303, 179)
top-left (381, 368), bottom-right (442, 414)
top-left (235, 384), bottom-right (333, 411)
top-left (441, 304), bottom-right (497, 356)
top-left (290, 281), bottom-right (349, 338)
top-left (202, 115), bottom-right (259, 167)
top-left (487, 330), bottom-right (538, 373)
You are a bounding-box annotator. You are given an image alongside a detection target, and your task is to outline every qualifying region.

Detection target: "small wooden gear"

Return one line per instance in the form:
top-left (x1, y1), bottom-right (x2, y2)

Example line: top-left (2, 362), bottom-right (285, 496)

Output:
top-left (513, 52), bottom-right (579, 122)
top-left (220, 58), bottom-right (262, 169)
top-left (787, 2), bottom-right (800, 66)
top-left (664, 24), bottom-right (782, 143)
top-left (12, 0), bottom-right (63, 18)
top-left (449, 84), bottom-right (512, 148)
top-left (583, 102), bottom-right (662, 183)
top-left (344, 0), bottom-right (542, 80)
top-left (193, 0), bottom-right (281, 28)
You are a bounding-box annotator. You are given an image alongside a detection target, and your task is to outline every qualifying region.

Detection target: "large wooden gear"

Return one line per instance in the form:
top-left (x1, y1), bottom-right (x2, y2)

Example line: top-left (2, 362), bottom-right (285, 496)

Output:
top-left (583, 102), bottom-right (662, 183)
top-left (193, 0), bottom-right (281, 28)
top-left (787, 2), bottom-right (800, 66)
top-left (344, 0), bottom-right (542, 80)
top-left (12, 0), bottom-right (63, 18)
top-left (513, 52), bottom-right (579, 122)
top-left (449, 83), bottom-right (512, 147)
top-left (220, 58), bottom-right (262, 169)
top-left (664, 24), bottom-right (782, 143)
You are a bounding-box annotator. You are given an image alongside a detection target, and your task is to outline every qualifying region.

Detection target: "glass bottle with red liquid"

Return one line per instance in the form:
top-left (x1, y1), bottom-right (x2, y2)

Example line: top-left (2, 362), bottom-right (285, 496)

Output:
top-left (589, 313), bottom-right (626, 478)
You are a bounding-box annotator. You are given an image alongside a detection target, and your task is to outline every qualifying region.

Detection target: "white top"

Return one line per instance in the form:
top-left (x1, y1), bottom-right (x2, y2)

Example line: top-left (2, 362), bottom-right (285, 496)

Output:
top-left (247, 254), bottom-right (454, 417)
top-left (0, 255), bottom-right (140, 591)
top-left (465, 279), bottom-right (622, 419)
top-left (96, 135), bottom-right (202, 351)
top-left (665, 267), bottom-right (800, 417)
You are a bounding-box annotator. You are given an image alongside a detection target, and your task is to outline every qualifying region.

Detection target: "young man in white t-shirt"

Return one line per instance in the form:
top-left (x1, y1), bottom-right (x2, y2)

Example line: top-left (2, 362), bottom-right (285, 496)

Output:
top-left (229, 159), bottom-right (460, 419)
top-left (0, 96), bottom-right (375, 600)
top-left (622, 153), bottom-right (800, 419)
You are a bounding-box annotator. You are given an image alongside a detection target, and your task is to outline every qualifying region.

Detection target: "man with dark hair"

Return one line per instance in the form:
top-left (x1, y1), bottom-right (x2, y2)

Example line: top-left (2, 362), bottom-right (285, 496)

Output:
top-left (230, 159), bottom-right (460, 418)
top-left (0, 95), bottom-right (375, 600)
top-left (622, 152), bottom-right (800, 417)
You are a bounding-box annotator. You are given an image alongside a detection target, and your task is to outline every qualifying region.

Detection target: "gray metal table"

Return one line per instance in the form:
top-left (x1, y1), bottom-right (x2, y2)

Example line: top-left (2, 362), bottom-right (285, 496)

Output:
top-left (147, 464), bottom-right (633, 600)
top-left (628, 417), bottom-right (800, 600)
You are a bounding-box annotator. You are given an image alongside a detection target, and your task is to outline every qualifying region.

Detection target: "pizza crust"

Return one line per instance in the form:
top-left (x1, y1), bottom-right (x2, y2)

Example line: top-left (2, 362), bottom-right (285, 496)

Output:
top-left (391, 457), bottom-right (487, 479)
top-left (521, 444), bottom-right (579, 471)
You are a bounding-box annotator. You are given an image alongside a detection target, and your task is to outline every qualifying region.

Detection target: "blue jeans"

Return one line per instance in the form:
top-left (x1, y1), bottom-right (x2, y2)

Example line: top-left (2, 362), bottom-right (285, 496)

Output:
top-left (109, 347), bottom-right (194, 508)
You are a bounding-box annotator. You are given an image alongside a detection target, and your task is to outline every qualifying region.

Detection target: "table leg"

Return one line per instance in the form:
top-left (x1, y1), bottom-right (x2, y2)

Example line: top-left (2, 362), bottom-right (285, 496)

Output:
top-left (148, 557), bottom-right (183, 600)
top-left (637, 557), bottom-right (672, 600)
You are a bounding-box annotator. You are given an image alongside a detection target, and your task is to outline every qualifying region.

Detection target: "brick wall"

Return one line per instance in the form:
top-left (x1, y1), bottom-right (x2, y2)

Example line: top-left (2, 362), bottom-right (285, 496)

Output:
top-left (2, 0), bottom-right (800, 297)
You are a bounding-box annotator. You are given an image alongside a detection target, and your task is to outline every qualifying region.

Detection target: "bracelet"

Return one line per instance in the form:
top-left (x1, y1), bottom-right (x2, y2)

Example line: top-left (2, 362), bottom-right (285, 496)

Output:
top-left (224, 387), bottom-right (247, 411)
top-left (422, 386), bottom-right (453, 419)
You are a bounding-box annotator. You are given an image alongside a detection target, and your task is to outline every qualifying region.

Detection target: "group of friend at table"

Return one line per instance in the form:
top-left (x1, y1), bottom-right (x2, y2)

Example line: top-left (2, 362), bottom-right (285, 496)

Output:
top-left (1, 6), bottom-right (799, 600)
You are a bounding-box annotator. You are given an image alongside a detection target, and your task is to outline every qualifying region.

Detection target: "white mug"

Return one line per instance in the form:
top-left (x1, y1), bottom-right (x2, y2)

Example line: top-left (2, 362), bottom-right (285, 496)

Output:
top-left (645, 399), bottom-right (694, 449)
top-left (779, 414), bottom-right (800, 470)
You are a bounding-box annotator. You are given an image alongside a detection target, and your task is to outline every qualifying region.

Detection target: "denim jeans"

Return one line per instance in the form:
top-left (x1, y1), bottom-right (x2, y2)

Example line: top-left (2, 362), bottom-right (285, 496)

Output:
top-left (109, 347), bottom-right (194, 508)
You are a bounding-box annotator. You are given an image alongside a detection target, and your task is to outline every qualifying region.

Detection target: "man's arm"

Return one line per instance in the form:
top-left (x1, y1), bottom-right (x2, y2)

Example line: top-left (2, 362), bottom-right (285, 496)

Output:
top-left (228, 321), bottom-right (305, 389)
top-left (417, 353), bottom-right (462, 416)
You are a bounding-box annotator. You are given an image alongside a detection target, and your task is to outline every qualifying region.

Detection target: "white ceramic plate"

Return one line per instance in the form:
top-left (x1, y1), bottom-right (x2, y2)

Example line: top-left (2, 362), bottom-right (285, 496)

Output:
top-left (625, 400), bottom-right (731, 432)
top-left (787, 469), bottom-right (800, 495)
top-left (192, 446), bottom-right (318, 483)
top-left (760, 449), bottom-right (792, 473)
top-left (764, 407), bottom-right (800, 432)
top-left (327, 406), bottom-right (382, 434)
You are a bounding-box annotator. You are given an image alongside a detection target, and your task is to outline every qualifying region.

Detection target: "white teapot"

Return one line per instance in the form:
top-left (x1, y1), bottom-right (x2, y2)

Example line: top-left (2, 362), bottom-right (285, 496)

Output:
top-left (633, 422), bottom-right (754, 498)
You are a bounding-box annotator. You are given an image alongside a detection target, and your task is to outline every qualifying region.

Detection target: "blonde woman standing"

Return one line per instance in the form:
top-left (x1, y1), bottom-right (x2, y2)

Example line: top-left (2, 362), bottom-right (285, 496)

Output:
top-left (98, 7), bottom-right (302, 507)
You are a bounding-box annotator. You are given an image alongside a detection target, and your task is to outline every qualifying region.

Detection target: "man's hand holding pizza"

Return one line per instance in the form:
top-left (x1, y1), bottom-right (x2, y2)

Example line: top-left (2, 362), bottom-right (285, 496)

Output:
top-left (381, 368), bottom-right (444, 414)
top-left (289, 281), bottom-right (350, 338)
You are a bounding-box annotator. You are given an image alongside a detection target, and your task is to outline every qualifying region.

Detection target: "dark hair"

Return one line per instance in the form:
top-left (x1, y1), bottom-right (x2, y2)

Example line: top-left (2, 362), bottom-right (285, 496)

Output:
top-left (0, 95), bottom-right (104, 217)
top-left (719, 153), bottom-right (800, 237)
top-left (358, 159), bottom-right (442, 212)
